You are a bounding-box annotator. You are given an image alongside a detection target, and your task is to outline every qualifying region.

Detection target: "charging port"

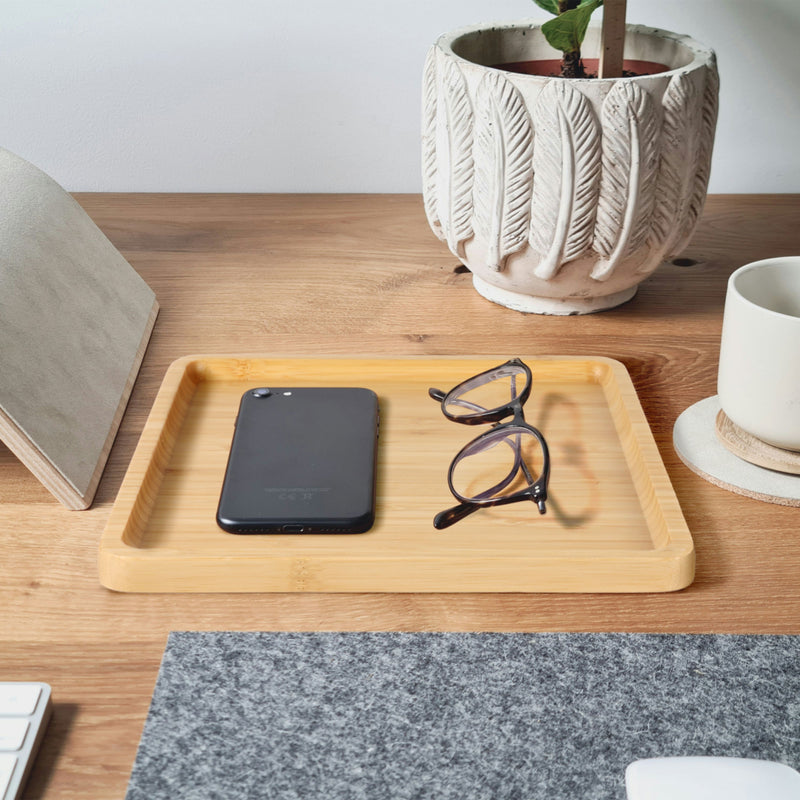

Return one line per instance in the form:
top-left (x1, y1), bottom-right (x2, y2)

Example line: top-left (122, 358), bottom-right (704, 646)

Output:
top-left (281, 524), bottom-right (306, 533)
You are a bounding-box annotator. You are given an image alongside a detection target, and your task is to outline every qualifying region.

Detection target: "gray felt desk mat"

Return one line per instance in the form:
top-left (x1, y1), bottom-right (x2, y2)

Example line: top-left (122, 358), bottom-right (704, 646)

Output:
top-left (126, 633), bottom-right (800, 800)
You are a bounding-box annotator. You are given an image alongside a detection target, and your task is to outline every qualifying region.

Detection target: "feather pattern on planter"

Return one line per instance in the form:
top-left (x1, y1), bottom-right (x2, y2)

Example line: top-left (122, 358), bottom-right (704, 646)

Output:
top-left (421, 48), bottom-right (475, 257)
top-left (667, 58), bottom-right (720, 258)
top-left (421, 47), bottom-right (442, 239)
top-left (592, 82), bottom-right (660, 281)
top-left (473, 71), bottom-right (534, 272)
top-left (530, 81), bottom-right (601, 280)
top-left (641, 71), bottom-right (698, 272)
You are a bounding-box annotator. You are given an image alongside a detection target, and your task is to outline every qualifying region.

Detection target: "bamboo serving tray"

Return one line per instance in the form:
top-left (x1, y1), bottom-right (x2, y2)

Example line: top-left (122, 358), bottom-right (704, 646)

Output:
top-left (99, 356), bottom-right (694, 593)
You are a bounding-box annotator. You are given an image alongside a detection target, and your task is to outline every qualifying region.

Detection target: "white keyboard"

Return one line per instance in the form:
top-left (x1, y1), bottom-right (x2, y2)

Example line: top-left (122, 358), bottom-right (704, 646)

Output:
top-left (0, 684), bottom-right (51, 800)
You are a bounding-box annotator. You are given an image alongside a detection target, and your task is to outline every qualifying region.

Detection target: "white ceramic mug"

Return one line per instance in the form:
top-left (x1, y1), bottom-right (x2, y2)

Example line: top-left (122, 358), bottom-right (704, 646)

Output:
top-left (717, 256), bottom-right (800, 451)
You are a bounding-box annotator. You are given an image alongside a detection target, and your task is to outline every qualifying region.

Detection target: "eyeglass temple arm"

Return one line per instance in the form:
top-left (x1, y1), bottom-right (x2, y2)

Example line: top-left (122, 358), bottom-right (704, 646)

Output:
top-left (433, 501), bottom-right (483, 530)
top-left (434, 485), bottom-right (547, 530)
top-left (517, 444), bottom-right (549, 515)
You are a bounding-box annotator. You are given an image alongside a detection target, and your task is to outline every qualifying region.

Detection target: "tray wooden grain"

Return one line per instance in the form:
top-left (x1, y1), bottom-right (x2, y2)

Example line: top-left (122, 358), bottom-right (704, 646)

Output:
top-left (99, 356), bottom-right (694, 593)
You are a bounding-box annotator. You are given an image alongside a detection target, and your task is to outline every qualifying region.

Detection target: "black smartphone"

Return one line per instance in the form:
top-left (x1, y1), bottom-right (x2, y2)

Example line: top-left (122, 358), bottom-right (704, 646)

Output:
top-left (216, 387), bottom-right (379, 534)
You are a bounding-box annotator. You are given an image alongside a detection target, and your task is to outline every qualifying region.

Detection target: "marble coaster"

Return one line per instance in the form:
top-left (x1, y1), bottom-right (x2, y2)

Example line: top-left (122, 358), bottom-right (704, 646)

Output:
top-left (673, 396), bottom-right (800, 506)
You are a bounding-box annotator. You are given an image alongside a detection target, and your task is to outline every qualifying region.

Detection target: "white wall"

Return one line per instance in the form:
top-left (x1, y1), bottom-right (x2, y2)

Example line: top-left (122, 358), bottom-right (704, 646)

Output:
top-left (3, 0), bottom-right (798, 193)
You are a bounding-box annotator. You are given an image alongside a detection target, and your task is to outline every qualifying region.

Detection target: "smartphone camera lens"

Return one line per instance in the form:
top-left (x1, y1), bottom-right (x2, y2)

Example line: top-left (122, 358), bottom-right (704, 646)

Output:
top-left (252, 388), bottom-right (271, 398)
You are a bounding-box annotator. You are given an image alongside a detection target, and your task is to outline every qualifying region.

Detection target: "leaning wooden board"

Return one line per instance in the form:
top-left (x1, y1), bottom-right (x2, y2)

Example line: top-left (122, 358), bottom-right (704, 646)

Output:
top-left (99, 356), bottom-right (694, 593)
top-left (0, 147), bottom-right (157, 509)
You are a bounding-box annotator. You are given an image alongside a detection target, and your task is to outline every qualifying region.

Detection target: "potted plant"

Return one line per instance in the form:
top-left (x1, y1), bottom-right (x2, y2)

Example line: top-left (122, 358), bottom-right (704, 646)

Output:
top-left (422, 1), bottom-right (719, 314)
top-left (532, 0), bottom-right (604, 78)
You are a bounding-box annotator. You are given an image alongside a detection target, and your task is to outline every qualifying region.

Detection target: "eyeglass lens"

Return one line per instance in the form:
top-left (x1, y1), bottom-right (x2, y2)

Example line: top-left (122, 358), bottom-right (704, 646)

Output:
top-left (443, 362), bottom-right (527, 419)
top-left (450, 426), bottom-right (545, 503)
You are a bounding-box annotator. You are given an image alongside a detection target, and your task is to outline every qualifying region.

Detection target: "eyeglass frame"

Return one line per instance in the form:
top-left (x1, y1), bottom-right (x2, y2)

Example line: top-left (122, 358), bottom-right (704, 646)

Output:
top-left (428, 358), bottom-right (551, 530)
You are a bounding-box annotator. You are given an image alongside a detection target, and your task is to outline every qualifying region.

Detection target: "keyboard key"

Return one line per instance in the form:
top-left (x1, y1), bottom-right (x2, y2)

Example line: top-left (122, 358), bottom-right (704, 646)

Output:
top-left (0, 720), bottom-right (28, 752)
top-left (0, 753), bottom-right (18, 799)
top-left (0, 686), bottom-right (40, 717)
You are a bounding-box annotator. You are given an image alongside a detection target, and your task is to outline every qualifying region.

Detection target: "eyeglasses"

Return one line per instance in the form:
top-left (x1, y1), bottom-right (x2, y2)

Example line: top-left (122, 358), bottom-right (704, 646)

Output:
top-left (428, 358), bottom-right (550, 530)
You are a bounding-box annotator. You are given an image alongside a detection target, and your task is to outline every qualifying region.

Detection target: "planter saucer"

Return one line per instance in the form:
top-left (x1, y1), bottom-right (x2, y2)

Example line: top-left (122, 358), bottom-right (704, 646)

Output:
top-left (673, 396), bottom-right (800, 506)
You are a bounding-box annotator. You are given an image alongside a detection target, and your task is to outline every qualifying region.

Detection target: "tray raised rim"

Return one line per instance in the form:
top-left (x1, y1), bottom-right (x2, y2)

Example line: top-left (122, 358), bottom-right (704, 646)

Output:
top-left (99, 355), bottom-right (694, 593)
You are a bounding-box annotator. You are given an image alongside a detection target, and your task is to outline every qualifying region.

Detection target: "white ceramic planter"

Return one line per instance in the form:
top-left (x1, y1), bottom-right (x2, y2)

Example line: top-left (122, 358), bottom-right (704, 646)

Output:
top-left (422, 22), bottom-right (719, 314)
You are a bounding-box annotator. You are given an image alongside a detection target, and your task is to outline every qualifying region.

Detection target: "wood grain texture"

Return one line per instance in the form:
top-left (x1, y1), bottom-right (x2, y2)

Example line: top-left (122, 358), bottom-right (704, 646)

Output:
top-left (599, 0), bottom-right (627, 79)
top-left (2, 193), bottom-right (800, 799)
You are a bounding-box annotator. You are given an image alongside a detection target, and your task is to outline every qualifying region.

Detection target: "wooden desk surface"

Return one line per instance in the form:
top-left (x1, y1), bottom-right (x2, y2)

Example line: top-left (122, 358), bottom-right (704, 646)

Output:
top-left (3, 193), bottom-right (800, 798)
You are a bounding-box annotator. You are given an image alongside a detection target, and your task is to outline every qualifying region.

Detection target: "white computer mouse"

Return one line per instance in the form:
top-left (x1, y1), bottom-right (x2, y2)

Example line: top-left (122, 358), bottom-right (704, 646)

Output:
top-left (625, 756), bottom-right (800, 799)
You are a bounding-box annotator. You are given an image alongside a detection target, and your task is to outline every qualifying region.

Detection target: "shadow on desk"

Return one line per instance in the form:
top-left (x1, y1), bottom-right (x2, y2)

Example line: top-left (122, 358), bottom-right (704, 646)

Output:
top-left (23, 703), bottom-right (78, 800)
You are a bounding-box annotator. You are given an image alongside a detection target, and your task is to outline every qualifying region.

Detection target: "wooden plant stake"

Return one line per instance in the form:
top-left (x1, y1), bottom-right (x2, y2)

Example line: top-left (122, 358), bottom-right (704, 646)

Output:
top-left (599, 0), bottom-right (627, 78)
top-left (0, 147), bottom-right (158, 509)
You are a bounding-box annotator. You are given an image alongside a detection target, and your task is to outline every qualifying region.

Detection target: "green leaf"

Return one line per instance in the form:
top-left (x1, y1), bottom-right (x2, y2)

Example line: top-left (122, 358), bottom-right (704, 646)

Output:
top-left (532, 0), bottom-right (560, 14)
top-left (541, 0), bottom-right (603, 53)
